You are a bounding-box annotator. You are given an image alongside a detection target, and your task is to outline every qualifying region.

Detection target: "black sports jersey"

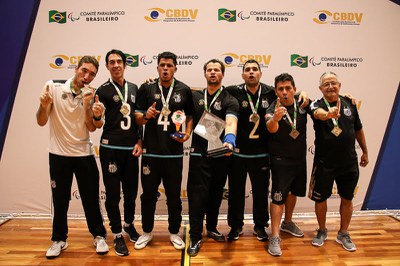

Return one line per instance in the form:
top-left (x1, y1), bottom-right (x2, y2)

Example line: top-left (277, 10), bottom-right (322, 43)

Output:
top-left (226, 83), bottom-right (276, 155)
top-left (266, 96), bottom-right (310, 161)
top-left (96, 79), bottom-right (141, 147)
top-left (310, 95), bottom-right (362, 167)
top-left (135, 78), bottom-right (194, 155)
top-left (191, 87), bottom-right (239, 154)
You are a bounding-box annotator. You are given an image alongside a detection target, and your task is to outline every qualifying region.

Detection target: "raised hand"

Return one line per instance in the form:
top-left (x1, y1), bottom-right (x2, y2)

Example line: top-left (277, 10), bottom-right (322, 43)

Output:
top-left (145, 102), bottom-right (160, 119)
top-left (272, 98), bottom-right (286, 122)
top-left (92, 95), bottom-right (104, 118)
top-left (40, 85), bottom-right (53, 108)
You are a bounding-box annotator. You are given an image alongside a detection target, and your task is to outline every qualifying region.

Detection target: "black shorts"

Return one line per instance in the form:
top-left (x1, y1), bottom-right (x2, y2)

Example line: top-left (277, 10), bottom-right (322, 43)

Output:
top-left (270, 156), bottom-right (306, 205)
top-left (308, 160), bottom-right (359, 202)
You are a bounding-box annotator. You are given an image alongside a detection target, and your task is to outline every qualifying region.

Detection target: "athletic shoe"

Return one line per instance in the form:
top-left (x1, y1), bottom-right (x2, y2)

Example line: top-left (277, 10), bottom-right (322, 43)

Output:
top-left (114, 234), bottom-right (129, 256)
top-left (170, 234), bottom-right (185, 250)
top-left (134, 232), bottom-right (153, 250)
top-left (187, 239), bottom-right (202, 257)
top-left (46, 241), bottom-right (68, 259)
top-left (207, 229), bottom-right (225, 242)
top-left (268, 236), bottom-right (282, 256)
top-left (227, 227), bottom-right (243, 241)
top-left (280, 221), bottom-right (304, 237)
top-left (312, 228), bottom-right (328, 247)
top-left (123, 224), bottom-right (140, 242)
top-left (336, 231), bottom-right (357, 251)
top-left (93, 236), bottom-right (109, 255)
top-left (253, 226), bottom-right (268, 242)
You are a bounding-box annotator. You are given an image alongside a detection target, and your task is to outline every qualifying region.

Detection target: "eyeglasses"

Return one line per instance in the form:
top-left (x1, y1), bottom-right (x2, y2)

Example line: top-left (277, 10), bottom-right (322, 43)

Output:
top-left (321, 81), bottom-right (339, 88)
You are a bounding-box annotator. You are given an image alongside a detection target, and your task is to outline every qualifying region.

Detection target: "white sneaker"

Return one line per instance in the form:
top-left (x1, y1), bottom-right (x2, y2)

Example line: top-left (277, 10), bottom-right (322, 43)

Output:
top-left (46, 241), bottom-right (68, 259)
top-left (170, 234), bottom-right (185, 250)
top-left (93, 236), bottom-right (109, 255)
top-left (134, 232), bottom-right (153, 250)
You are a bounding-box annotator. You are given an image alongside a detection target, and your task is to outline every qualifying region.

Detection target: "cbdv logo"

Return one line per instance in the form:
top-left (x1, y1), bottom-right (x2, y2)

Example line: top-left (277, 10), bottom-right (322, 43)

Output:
top-left (144, 8), bottom-right (198, 22)
top-left (222, 53), bottom-right (271, 68)
top-left (313, 10), bottom-right (363, 25)
top-left (50, 55), bottom-right (101, 69)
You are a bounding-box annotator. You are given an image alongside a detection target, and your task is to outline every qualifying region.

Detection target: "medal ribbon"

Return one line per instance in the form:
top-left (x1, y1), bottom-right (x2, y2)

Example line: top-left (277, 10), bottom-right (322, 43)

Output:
top-left (323, 97), bottom-right (340, 127)
top-left (285, 101), bottom-right (297, 130)
top-left (110, 79), bottom-right (128, 103)
top-left (244, 85), bottom-right (261, 116)
top-left (204, 87), bottom-right (223, 111)
top-left (158, 78), bottom-right (175, 112)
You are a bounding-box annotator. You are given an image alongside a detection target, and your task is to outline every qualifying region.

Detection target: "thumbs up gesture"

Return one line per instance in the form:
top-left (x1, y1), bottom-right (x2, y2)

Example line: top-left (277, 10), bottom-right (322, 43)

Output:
top-left (40, 84), bottom-right (53, 108)
top-left (92, 94), bottom-right (104, 118)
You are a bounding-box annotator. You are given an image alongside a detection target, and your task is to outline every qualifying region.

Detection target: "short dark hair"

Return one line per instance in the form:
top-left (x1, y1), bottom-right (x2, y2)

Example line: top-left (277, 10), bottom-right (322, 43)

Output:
top-left (105, 49), bottom-right (126, 65)
top-left (242, 59), bottom-right (261, 72)
top-left (274, 73), bottom-right (295, 88)
top-left (77, 56), bottom-right (99, 71)
top-left (203, 59), bottom-right (225, 74)
top-left (157, 51), bottom-right (177, 66)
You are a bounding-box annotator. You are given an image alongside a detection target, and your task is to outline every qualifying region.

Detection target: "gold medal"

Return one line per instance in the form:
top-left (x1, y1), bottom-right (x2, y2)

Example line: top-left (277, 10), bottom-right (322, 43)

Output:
top-left (120, 102), bottom-right (130, 116)
top-left (249, 113), bottom-right (260, 123)
top-left (161, 106), bottom-right (171, 117)
top-left (331, 126), bottom-right (342, 137)
top-left (289, 129), bottom-right (300, 139)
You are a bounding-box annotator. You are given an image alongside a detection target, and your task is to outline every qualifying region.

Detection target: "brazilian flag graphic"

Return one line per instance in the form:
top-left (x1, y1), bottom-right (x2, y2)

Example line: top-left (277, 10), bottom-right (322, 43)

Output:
top-left (125, 54), bottom-right (139, 67)
top-left (218, 8), bottom-right (236, 22)
top-left (49, 10), bottom-right (67, 24)
top-left (291, 54), bottom-right (308, 68)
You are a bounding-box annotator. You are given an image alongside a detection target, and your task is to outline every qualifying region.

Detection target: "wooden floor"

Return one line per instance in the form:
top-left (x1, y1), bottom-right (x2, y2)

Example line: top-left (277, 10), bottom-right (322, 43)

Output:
top-left (0, 214), bottom-right (399, 266)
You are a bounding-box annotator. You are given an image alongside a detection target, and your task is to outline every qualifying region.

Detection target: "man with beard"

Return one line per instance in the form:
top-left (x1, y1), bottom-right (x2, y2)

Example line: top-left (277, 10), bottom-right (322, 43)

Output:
top-left (226, 61), bottom-right (308, 242)
top-left (186, 59), bottom-right (239, 256)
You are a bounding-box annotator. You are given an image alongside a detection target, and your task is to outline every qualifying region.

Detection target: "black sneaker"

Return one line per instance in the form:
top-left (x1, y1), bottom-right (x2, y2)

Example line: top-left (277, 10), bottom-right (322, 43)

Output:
top-left (207, 229), bottom-right (225, 242)
top-left (123, 224), bottom-right (140, 242)
top-left (114, 235), bottom-right (129, 256)
top-left (187, 239), bottom-right (202, 257)
top-left (253, 226), bottom-right (268, 242)
top-left (227, 228), bottom-right (243, 241)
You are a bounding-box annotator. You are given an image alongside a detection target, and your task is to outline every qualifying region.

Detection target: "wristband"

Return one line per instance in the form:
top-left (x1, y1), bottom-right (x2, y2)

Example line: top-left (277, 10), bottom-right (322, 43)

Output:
top-left (93, 115), bottom-right (102, 121)
top-left (223, 133), bottom-right (236, 148)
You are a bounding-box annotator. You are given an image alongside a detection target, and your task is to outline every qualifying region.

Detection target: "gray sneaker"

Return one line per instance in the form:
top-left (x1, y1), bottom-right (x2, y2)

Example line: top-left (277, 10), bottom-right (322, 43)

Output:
top-left (280, 221), bottom-right (304, 237)
top-left (312, 228), bottom-right (328, 247)
top-left (268, 236), bottom-right (282, 256)
top-left (336, 231), bottom-right (356, 251)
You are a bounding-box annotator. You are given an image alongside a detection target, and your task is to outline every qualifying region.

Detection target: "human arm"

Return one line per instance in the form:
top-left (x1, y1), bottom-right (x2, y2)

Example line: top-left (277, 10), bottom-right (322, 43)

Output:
top-left (82, 87), bottom-right (101, 132)
top-left (266, 99), bottom-right (285, 133)
top-left (313, 98), bottom-right (341, 121)
top-left (223, 115), bottom-right (238, 152)
top-left (355, 129), bottom-right (369, 167)
top-left (91, 95), bottom-right (105, 129)
top-left (36, 84), bottom-right (52, 126)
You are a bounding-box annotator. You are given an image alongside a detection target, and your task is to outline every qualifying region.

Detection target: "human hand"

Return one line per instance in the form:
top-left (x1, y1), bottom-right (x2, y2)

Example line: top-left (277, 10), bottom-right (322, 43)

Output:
top-left (40, 85), bottom-right (53, 108)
